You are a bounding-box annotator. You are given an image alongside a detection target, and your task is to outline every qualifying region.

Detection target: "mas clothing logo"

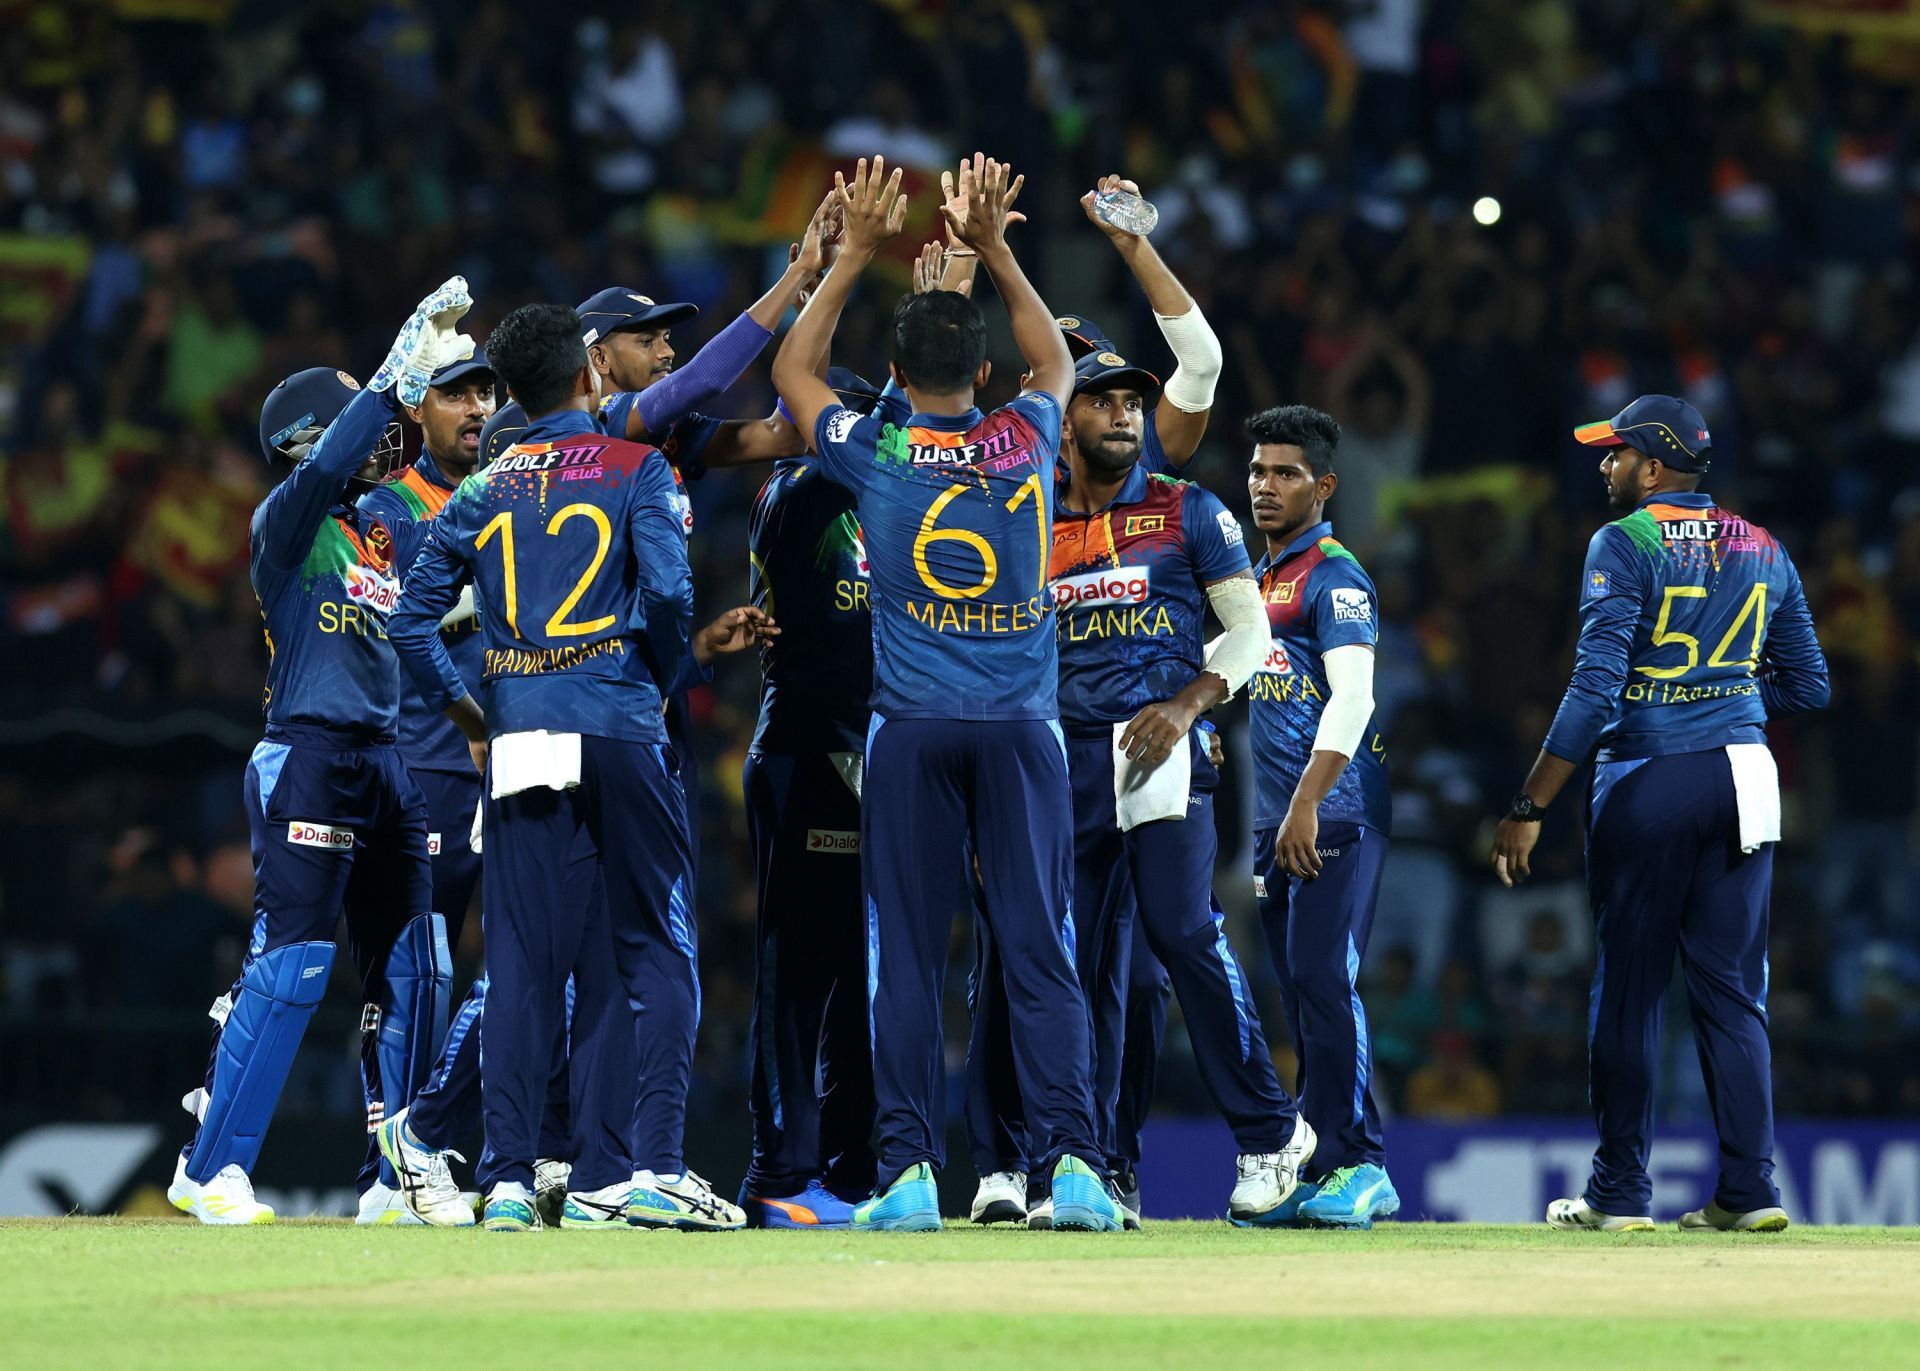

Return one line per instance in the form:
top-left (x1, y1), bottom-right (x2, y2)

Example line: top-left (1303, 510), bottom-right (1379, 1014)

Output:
top-left (1331, 587), bottom-right (1372, 623)
top-left (806, 829), bottom-right (860, 854)
top-left (288, 822), bottom-right (354, 850)
top-left (1053, 567), bottom-right (1151, 609)
top-left (1217, 510), bottom-right (1244, 547)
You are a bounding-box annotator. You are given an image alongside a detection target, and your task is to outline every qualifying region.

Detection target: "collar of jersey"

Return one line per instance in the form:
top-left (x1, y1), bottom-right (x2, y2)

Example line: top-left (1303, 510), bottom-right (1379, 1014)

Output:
top-left (904, 406), bottom-right (984, 431)
top-left (1637, 490), bottom-right (1712, 510)
top-left (1255, 518), bottom-right (1334, 578)
top-left (414, 453), bottom-right (462, 490)
top-left (1056, 461), bottom-right (1149, 516)
top-left (521, 409), bottom-right (601, 443)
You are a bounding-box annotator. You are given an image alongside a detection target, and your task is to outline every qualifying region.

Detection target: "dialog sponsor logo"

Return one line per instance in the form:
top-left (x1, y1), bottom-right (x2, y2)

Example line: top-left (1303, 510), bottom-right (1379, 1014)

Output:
top-left (427, 832), bottom-right (442, 856)
top-left (345, 565), bottom-right (402, 615)
top-left (1053, 566), bottom-right (1151, 609)
top-left (288, 822), bottom-right (355, 850)
top-left (1258, 642), bottom-right (1294, 675)
top-left (807, 829), bottom-right (860, 854)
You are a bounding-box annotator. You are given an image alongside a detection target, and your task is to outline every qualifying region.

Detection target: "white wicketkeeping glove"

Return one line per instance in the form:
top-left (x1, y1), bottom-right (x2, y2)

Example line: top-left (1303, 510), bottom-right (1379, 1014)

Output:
top-left (371, 276), bottom-right (476, 408)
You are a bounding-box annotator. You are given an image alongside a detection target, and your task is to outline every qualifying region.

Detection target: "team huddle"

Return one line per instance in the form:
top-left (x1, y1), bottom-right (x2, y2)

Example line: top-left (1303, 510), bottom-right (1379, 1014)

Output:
top-left (164, 153), bottom-right (1829, 1236)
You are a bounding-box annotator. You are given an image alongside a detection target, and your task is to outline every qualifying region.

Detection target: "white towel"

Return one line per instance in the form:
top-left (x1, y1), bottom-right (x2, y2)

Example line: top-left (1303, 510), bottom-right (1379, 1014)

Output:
top-left (1726, 742), bottom-right (1781, 853)
top-left (829, 750), bottom-right (865, 800)
top-left (490, 730), bottom-right (582, 800)
top-left (469, 797), bottom-right (485, 855)
top-left (1114, 723), bottom-right (1192, 831)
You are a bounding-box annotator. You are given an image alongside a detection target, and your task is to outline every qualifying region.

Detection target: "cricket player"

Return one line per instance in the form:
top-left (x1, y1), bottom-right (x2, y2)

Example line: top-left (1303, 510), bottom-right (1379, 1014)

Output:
top-left (349, 348), bottom-right (496, 1224)
top-left (737, 369), bottom-right (885, 1228)
top-left (1246, 404), bottom-right (1399, 1229)
top-left (389, 302), bottom-right (775, 1230)
top-left (772, 153), bottom-right (1123, 1233)
top-left (1492, 395), bottom-right (1829, 1233)
top-left (167, 280), bottom-right (474, 1225)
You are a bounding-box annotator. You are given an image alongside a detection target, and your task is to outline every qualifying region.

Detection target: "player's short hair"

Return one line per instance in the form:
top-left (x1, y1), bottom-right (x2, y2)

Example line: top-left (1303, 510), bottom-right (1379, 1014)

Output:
top-left (486, 304), bottom-right (588, 418)
top-left (1245, 405), bottom-right (1341, 478)
top-left (891, 291), bottom-right (987, 393)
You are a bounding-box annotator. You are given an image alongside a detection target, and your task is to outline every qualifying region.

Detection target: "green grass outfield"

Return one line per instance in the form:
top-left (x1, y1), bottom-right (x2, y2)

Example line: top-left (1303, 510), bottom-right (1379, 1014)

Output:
top-left (4, 1220), bottom-right (1917, 1370)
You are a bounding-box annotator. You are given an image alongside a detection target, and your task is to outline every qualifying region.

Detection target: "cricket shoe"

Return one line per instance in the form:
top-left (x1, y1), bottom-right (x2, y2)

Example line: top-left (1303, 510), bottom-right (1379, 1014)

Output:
top-left (169, 1153), bottom-right (275, 1226)
top-left (1256, 1176), bottom-right (1321, 1226)
top-left (627, 1169), bottom-right (746, 1231)
top-left (1546, 1197), bottom-right (1654, 1232)
top-left (1050, 1156), bottom-right (1126, 1232)
top-left (561, 1183), bottom-right (634, 1230)
top-left (534, 1158), bottom-right (572, 1228)
top-left (852, 1163), bottom-right (942, 1232)
top-left (355, 1181), bottom-right (425, 1226)
top-left (743, 1180), bottom-right (855, 1229)
top-left (970, 1171), bottom-right (1028, 1225)
top-left (374, 1111), bottom-right (474, 1226)
top-left (1298, 1162), bottom-right (1400, 1229)
top-left (482, 1181), bottom-right (542, 1232)
top-left (1025, 1197), bottom-right (1053, 1230)
top-left (1229, 1118), bottom-right (1319, 1227)
top-left (1678, 1201), bottom-right (1790, 1233)
top-left (1113, 1165), bottom-right (1143, 1228)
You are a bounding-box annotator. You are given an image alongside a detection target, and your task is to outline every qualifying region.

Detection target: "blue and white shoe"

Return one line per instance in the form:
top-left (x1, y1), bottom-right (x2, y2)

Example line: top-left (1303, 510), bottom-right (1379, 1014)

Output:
top-left (852, 1163), bottom-right (942, 1232)
top-left (483, 1181), bottom-right (541, 1232)
top-left (1297, 1163), bottom-right (1399, 1229)
top-left (1050, 1156), bottom-right (1126, 1232)
top-left (743, 1179), bottom-right (856, 1229)
top-left (627, 1169), bottom-right (747, 1231)
top-left (561, 1182), bottom-right (633, 1230)
top-left (1229, 1117), bottom-right (1318, 1227)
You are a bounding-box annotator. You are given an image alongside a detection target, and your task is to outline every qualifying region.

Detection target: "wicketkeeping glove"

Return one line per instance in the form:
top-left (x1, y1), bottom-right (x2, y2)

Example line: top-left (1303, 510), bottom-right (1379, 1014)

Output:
top-left (371, 276), bottom-right (476, 409)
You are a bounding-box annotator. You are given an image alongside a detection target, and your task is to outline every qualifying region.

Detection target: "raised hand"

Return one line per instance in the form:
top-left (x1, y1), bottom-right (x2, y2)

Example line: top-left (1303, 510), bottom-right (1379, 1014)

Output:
top-left (941, 153), bottom-right (1022, 258)
top-left (793, 190), bottom-right (840, 284)
top-left (834, 155), bottom-right (908, 260)
top-left (372, 275), bottom-right (476, 408)
top-left (1080, 172), bottom-right (1144, 243)
top-left (938, 160), bottom-right (1026, 248)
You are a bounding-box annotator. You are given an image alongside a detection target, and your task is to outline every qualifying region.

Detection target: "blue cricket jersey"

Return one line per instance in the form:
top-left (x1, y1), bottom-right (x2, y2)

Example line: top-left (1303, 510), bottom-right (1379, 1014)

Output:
top-left (1544, 491), bottom-right (1829, 763)
top-left (747, 459), bottom-right (873, 754)
top-left (874, 382), bottom-right (1174, 480)
top-left (1248, 520), bottom-right (1392, 833)
top-left (1050, 464), bottom-right (1249, 732)
top-left (252, 383), bottom-right (405, 740)
top-left (358, 454), bottom-right (485, 773)
top-left (388, 410), bottom-right (694, 744)
top-left (811, 393), bottom-right (1063, 721)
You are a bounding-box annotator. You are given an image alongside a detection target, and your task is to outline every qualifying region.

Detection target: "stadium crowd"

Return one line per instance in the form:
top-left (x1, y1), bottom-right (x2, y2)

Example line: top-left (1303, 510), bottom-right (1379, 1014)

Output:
top-left (2, 0), bottom-right (1917, 1142)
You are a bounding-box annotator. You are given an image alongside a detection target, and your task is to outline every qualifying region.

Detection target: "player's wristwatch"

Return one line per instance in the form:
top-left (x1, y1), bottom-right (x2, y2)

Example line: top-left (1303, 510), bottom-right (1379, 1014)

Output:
top-left (1506, 794), bottom-right (1548, 823)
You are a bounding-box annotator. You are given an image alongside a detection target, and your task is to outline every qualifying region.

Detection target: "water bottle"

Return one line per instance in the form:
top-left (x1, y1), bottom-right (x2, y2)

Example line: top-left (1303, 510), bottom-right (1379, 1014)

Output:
top-left (1092, 187), bottom-right (1159, 237)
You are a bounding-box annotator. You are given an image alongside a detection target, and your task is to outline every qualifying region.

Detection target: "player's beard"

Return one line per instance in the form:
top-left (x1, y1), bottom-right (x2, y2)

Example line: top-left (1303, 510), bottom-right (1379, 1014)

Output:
top-left (1081, 432), bottom-right (1140, 479)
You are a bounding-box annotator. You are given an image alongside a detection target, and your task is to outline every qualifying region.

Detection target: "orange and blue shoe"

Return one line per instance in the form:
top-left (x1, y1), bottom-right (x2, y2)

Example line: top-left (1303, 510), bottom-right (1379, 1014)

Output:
top-left (744, 1180), bottom-right (856, 1230)
top-left (852, 1163), bottom-right (942, 1232)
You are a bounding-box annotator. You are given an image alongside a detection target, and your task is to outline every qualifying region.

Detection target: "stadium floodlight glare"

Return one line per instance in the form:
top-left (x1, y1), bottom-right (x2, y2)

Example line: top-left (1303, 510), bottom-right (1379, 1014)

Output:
top-left (1473, 196), bottom-right (1502, 226)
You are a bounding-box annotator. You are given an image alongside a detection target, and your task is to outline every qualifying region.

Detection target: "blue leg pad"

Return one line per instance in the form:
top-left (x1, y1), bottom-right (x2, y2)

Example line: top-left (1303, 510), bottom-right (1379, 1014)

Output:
top-left (185, 941), bottom-right (335, 1182)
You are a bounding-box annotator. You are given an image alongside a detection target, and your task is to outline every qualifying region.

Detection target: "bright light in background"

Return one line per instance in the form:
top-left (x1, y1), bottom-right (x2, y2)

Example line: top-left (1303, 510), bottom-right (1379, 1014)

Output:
top-left (1473, 196), bottom-right (1502, 226)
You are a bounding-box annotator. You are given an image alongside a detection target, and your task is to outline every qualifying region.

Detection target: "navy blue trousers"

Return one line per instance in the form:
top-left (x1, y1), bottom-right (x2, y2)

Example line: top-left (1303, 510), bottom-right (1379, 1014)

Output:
top-left (741, 750), bottom-right (876, 1197)
top-left (1583, 749), bottom-right (1779, 1216)
top-left (481, 735), bottom-right (691, 1192)
top-left (865, 716), bottom-right (1100, 1185)
top-left (413, 767), bottom-right (483, 950)
top-left (1253, 819), bottom-right (1388, 1176)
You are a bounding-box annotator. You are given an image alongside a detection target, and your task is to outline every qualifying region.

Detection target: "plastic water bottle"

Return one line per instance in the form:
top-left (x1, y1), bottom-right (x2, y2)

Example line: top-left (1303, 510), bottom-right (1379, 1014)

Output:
top-left (1092, 188), bottom-right (1159, 237)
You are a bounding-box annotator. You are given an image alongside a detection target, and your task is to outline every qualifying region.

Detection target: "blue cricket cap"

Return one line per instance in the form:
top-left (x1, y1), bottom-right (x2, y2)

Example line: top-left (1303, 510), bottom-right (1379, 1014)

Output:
top-left (428, 346), bottom-right (493, 390)
top-left (576, 288), bottom-right (699, 345)
top-left (1072, 348), bottom-right (1160, 399)
top-left (259, 366), bottom-right (362, 461)
top-left (1575, 395), bottom-right (1712, 472)
top-left (478, 400), bottom-right (529, 466)
top-left (1053, 311), bottom-right (1111, 360)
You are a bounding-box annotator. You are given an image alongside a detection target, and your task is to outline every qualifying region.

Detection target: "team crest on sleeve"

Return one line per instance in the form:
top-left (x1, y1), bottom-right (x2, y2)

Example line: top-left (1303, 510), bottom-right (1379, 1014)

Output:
top-left (825, 409), bottom-right (861, 445)
top-left (1217, 510), bottom-right (1244, 546)
top-left (337, 371), bottom-right (361, 390)
top-left (1587, 570), bottom-right (1610, 598)
top-left (1330, 587), bottom-right (1372, 623)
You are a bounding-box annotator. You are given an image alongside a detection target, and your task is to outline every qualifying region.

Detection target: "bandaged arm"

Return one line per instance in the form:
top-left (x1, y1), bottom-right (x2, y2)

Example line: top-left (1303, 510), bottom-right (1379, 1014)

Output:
top-left (1312, 644), bottom-right (1375, 760)
top-left (1202, 574), bottom-right (1270, 698)
top-left (1155, 304), bottom-right (1223, 415)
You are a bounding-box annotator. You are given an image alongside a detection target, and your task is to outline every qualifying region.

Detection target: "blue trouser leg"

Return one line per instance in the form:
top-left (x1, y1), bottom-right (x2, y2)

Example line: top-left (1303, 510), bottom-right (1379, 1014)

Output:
top-left (415, 768), bottom-right (483, 950)
top-left (1114, 915), bottom-right (1170, 1169)
top-left (630, 700), bottom-right (700, 1176)
top-left (1584, 750), bottom-right (1780, 1216)
top-left (566, 882), bottom-right (633, 1192)
top-left (742, 750), bottom-right (875, 1197)
top-left (1065, 734), bottom-right (1135, 1171)
top-left (1253, 821), bottom-right (1388, 1175)
top-left (408, 974), bottom-right (485, 1151)
top-left (866, 717), bottom-right (1100, 1186)
top-left (963, 915), bottom-right (1031, 1177)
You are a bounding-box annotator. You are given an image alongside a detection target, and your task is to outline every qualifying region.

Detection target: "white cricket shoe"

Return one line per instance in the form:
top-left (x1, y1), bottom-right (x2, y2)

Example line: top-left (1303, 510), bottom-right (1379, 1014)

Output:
top-left (970, 1171), bottom-right (1028, 1225)
top-left (534, 1158), bottom-right (572, 1228)
top-left (1679, 1201), bottom-right (1790, 1233)
top-left (374, 1110), bottom-right (474, 1227)
top-left (169, 1153), bottom-right (274, 1226)
top-left (1229, 1117), bottom-right (1319, 1225)
top-left (1026, 1196), bottom-right (1053, 1230)
top-left (356, 1180), bottom-right (425, 1226)
top-left (627, 1169), bottom-right (746, 1231)
top-left (1547, 1197), bottom-right (1655, 1232)
top-left (561, 1182), bottom-right (634, 1230)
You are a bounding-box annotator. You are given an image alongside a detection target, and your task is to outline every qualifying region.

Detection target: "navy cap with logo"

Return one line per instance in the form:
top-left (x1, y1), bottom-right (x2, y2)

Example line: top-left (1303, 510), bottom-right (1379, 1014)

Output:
top-left (1072, 348), bottom-right (1161, 400)
top-left (258, 367), bottom-right (363, 462)
top-left (1053, 312), bottom-right (1112, 361)
top-left (426, 346), bottom-right (493, 391)
top-left (576, 288), bottom-right (700, 345)
top-left (1575, 395), bottom-right (1712, 472)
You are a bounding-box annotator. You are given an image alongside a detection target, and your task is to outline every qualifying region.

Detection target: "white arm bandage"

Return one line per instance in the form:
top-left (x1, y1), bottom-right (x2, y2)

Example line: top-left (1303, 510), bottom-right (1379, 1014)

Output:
top-left (439, 584), bottom-right (476, 630)
top-left (1312, 644), bottom-right (1376, 759)
top-left (1154, 306), bottom-right (1223, 414)
top-left (1202, 576), bottom-right (1269, 698)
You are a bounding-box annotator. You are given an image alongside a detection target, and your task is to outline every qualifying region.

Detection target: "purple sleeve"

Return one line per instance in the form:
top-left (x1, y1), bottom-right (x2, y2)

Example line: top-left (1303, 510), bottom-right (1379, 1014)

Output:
top-left (630, 312), bottom-right (774, 436)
